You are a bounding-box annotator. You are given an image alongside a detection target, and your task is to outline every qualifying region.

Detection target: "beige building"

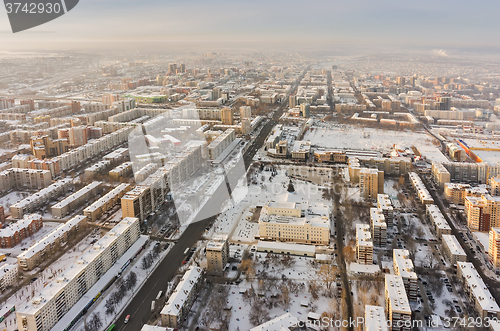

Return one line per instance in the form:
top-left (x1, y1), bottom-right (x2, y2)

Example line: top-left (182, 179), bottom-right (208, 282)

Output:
top-left (426, 204), bottom-right (451, 238)
top-left (393, 249), bottom-right (417, 302)
top-left (442, 234), bottom-right (466, 266)
top-left (17, 215), bottom-right (87, 271)
top-left (83, 183), bottom-right (130, 222)
top-left (457, 262), bottom-right (500, 319)
top-left (385, 274), bottom-right (412, 331)
top-left (489, 228), bottom-right (500, 269)
top-left (370, 208), bottom-right (387, 247)
top-left (161, 266), bottom-right (203, 328)
top-left (206, 234), bottom-right (229, 276)
top-left (258, 193), bottom-right (331, 245)
top-left (0, 168), bottom-right (52, 192)
top-left (444, 183), bottom-right (470, 205)
top-left (377, 194), bottom-right (394, 227)
top-left (16, 218), bottom-right (140, 331)
top-left (356, 224), bottom-right (373, 265)
top-left (51, 181), bottom-right (102, 218)
top-left (431, 162), bottom-right (451, 189)
top-left (0, 264), bottom-right (18, 291)
top-left (109, 161), bottom-right (133, 181)
top-left (409, 172), bottom-right (434, 204)
top-left (491, 176), bottom-right (500, 196)
top-left (359, 168), bottom-right (384, 199)
top-left (465, 194), bottom-right (500, 232)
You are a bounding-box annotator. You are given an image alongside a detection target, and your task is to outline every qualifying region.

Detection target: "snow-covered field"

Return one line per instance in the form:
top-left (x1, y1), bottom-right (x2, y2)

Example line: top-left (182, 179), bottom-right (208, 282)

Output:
top-left (303, 124), bottom-right (437, 152)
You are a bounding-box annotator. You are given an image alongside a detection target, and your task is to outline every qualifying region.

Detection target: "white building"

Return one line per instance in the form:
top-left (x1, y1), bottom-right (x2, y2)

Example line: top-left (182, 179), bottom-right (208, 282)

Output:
top-left (161, 266), bottom-right (203, 328)
top-left (356, 224), bottom-right (373, 265)
top-left (207, 128), bottom-right (236, 160)
top-left (409, 172), bottom-right (433, 204)
top-left (442, 234), bottom-right (466, 266)
top-left (16, 217), bottom-right (140, 331)
top-left (83, 183), bottom-right (130, 222)
top-left (52, 181), bottom-right (102, 218)
top-left (393, 249), bottom-right (417, 302)
top-left (365, 305), bottom-right (388, 331)
top-left (457, 262), bottom-right (500, 319)
top-left (377, 194), bottom-right (394, 227)
top-left (426, 204), bottom-right (451, 238)
top-left (385, 274), bottom-right (412, 331)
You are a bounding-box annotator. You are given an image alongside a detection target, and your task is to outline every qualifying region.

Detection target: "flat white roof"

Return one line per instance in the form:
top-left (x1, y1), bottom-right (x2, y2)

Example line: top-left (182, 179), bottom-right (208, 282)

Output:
top-left (52, 181), bottom-right (101, 209)
top-left (249, 313), bottom-right (298, 331)
top-left (256, 241), bottom-right (316, 254)
top-left (0, 214), bottom-right (41, 238)
top-left (393, 249), bottom-right (417, 280)
top-left (11, 178), bottom-right (73, 209)
top-left (83, 183), bottom-right (129, 213)
top-left (442, 235), bottom-right (466, 257)
top-left (365, 305), bottom-right (388, 331)
top-left (377, 194), bottom-right (393, 210)
top-left (426, 205), bottom-right (451, 231)
top-left (385, 274), bottom-right (411, 314)
top-left (18, 215), bottom-right (87, 260)
top-left (370, 208), bottom-right (387, 227)
top-left (409, 172), bottom-right (433, 202)
top-left (457, 262), bottom-right (500, 313)
top-left (17, 217), bottom-right (139, 316)
top-left (161, 266), bottom-right (203, 317)
top-left (356, 224), bottom-right (373, 247)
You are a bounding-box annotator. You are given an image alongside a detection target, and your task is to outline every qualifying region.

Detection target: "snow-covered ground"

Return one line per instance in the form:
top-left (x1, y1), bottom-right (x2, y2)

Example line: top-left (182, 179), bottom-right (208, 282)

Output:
top-left (0, 191), bottom-right (30, 212)
top-left (303, 124), bottom-right (437, 152)
top-left (1, 222), bottom-right (60, 258)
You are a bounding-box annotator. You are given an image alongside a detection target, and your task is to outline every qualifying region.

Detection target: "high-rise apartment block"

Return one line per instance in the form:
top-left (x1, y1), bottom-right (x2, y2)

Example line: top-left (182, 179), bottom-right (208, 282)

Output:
top-left (370, 208), bottom-right (387, 247)
top-left (356, 224), bottom-right (373, 265)
top-left (385, 274), bottom-right (412, 331)
top-left (206, 234), bottom-right (229, 276)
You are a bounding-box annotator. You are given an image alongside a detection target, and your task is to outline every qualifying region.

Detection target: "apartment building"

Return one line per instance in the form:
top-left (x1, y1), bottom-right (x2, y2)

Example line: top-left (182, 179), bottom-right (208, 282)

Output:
top-left (377, 194), bottom-right (394, 227)
top-left (442, 234), bottom-right (466, 266)
top-left (489, 228), bottom-right (500, 269)
top-left (12, 154), bottom-right (35, 168)
top-left (431, 162), bottom-right (451, 189)
top-left (465, 194), bottom-right (500, 232)
top-left (356, 224), bottom-right (373, 265)
top-left (258, 192), bottom-right (331, 245)
top-left (240, 106), bottom-right (251, 119)
top-left (385, 274), bottom-right (412, 331)
top-left (31, 135), bottom-right (69, 159)
top-left (206, 234), bottom-right (229, 276)
top-left (134, 163), bottom-right (160, 183)
top-left (444, 183), bottom-right (470, 205)
top-left (0, 264), bottom-right (18, 290)
top-left (409, 172), bottom-right (434, 204)
top-left (365, 305), bottom-right (388, 331)
top-left (207, 129), bottom-right (235, 160)
top-left (0, 168), bottom-right (52, 192)
top-left (84, 160), bottom-right (111, 180)
top-left (10, 178), bottom-right (73, 219)
top-left (356, 156), bottom-right (412, 176)
top-left (83, 184), bottom-right (130, 222)
top-left (18, 215), bottom-right (87, 271)
top-left (426, 205), bottom-right (452, 238)
top-left (370, 208), bottom-right (387, 247)
top-left (359, 168), bottom-right (384, 199)
top-left (16, 218), bottom-right (140, 331)
top-left (0, 214), bottom-right (43, 248)
top-left (457, 262), bottom-right (500, 319)
top-left (52, 181), bottom-right (102, 218)
top-left (161, 266), bottom-right (203, 328)
top-left (393, 249), bottom-right (418, 302)
top-left (109, 162), bottom-right (133, 181)
top-left (491, 176), bottom-right (500, 196)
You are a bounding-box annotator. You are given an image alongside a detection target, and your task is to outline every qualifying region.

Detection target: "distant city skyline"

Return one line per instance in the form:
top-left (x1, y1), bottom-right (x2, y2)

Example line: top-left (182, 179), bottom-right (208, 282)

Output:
top-left (1, 0), bottom-right (500, 51)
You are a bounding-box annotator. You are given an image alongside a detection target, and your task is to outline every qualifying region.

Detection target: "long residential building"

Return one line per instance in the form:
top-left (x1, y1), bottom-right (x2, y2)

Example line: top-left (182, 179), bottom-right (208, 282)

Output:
top-left (442, 234), bottom-right (467, 266)
top-left (457, 262), bottom-right (500, 319)
top-left (10, 178), bottom-right (73, 219)
top-left (0, 214), bottom-right (43, 248)
top-left (83, 183), bottom-right (130, 222)
top-left (365, 305), bottom-right (388, 331)
top-left (51, 181), bottom-right (102, 218)
top-left (385, 274), bottom-right (412, 331)
top-left (393, 249), bottom-right (418, 302)
top-left (109, 161), bottom-right (133, 181)
top-left (409, 172), bottom-right (433, 204)
top-left (16, 217), bottom-right (140, 331)
top-left (370, 208), bottom-right (387, 247)
top-left (425, 204), bottom-right (452, 238)
top-left (444, 183), bottom-right (470, 205)
top-left (465, 194), bottom-right (500, 232)
top-left (356, 224), bottom-right (373, 265)
top-left (258, 192), bottom-right (331, 245)
top-left (161, 266), bottom-right (203, 329)
top-left (207, 128), bottom-right (235, 160)
top-left (122, 141), bottom-right (207, 221)
top-left (0, 168), bottom-right (52, 192)
top-left (17, 215), bottom-right (88, 271)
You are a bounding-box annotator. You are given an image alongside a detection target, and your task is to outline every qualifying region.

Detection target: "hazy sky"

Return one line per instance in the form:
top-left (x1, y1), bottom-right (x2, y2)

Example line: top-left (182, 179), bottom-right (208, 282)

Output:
top-left (1, 0), bottom-right (499, 51)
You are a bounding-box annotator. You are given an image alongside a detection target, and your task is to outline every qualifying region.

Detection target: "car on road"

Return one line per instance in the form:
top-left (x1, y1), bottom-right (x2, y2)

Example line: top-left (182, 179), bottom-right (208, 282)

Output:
top-left (124, 315), bottom-right (130, 324)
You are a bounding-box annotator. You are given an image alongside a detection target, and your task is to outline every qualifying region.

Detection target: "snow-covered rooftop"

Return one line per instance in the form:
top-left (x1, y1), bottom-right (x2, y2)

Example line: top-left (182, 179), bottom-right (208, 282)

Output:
top-left (457, 262), bottom-right (500, 314)
top-left (385, 274), bottom-right (411, 314)
top-left (442, 234), bottom-right (466, 257)
top-left (161, 266), bottom-right (203, 318)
